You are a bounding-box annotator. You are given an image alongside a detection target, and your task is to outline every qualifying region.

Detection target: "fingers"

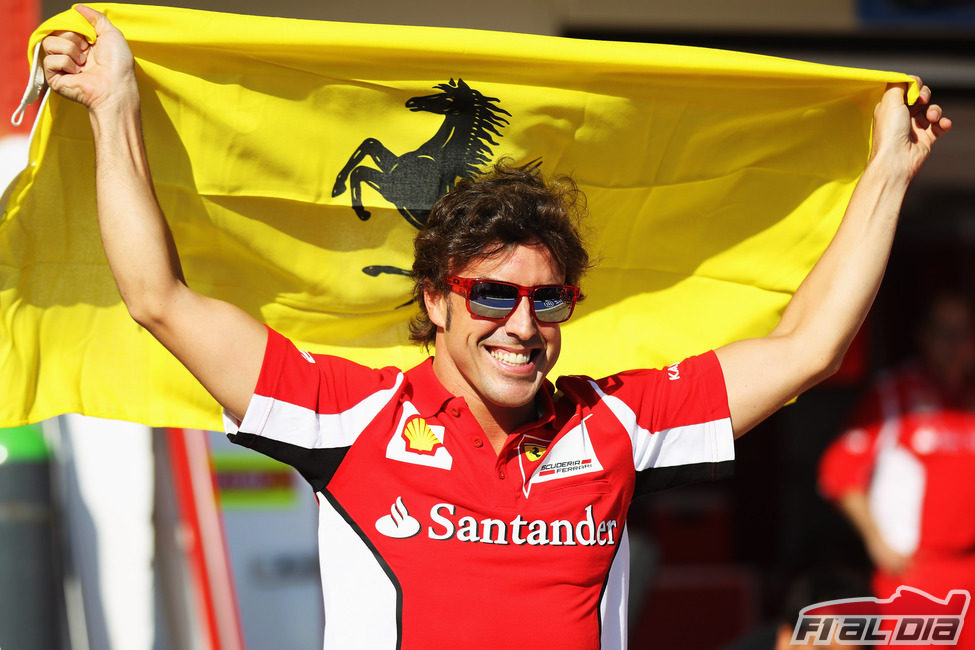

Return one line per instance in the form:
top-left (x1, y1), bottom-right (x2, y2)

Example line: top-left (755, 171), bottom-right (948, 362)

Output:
top-left (891, 76), bottom-right (952, 136)
top-left (888, 76), bottom-right (930, 111)
top-left (74, 4), bottom-right (107, 30)
top-left (883, 82), bottom-right (908, 100)
top-left (48, 30), bottom-right (90, 52)
top-left (877, 83), bottom-right (909, 119)
top-left (39, 6), bottom-right (112, 85)
top-left (922, 97), bottom-right (951, 134)
top-left (913, 81), bottom-right (932, 106)
top-left (909, 77), bottom-right (953, 135)
top-left (928, 107), bottom-right (952, 136)
top-left (41, 5), bottom-right (109, 65)
top-left (74, 4), bottom-right (99, 20)
top-left (42, 32), bottom-right (90, 71)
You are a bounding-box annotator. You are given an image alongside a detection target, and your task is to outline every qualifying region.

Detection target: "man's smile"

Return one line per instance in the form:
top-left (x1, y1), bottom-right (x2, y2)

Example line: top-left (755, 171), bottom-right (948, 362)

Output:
top-left (485, 345), bottom-right (538, 369)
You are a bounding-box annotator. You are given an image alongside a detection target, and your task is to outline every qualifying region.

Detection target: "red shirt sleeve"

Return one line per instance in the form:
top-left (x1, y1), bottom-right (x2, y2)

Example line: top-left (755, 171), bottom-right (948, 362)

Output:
top-left (557, 351), bottom-right (734, 492)
top-left (592, 350), bottom-right (732, 435)
top-left (225, 326), bottom-right (404, 449)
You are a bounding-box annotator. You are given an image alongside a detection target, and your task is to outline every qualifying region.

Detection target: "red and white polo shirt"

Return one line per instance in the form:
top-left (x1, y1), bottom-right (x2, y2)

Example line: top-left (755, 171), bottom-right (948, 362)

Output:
top-left (225, 327), bottom-right (734, 649)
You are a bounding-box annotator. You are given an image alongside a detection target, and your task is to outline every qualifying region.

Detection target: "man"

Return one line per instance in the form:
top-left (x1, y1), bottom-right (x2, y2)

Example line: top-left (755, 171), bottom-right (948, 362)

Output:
top-left (41, 5), bottom-right (950, 648)
top-left (819, 291), bottom-right (975, 650)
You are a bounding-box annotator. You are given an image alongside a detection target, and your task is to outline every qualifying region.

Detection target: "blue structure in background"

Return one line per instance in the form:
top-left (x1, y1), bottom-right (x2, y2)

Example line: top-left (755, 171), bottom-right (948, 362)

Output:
top-left (859, 0), bottom-right (975, 26)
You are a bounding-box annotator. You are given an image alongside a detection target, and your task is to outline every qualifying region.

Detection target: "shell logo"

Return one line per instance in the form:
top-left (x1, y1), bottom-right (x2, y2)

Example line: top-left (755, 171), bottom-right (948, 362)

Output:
top-left (402, 416), bottom-right (443, 456)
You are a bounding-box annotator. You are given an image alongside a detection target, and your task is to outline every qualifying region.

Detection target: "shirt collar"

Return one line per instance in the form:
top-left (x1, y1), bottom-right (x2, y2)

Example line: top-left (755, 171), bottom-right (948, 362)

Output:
top-left (404, 357), bottom-right (457, 417)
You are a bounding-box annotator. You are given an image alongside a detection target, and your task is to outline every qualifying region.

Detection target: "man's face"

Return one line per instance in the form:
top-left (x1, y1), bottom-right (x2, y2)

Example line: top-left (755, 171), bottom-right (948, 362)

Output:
top-left (426, 243), bottom-right (564, 422)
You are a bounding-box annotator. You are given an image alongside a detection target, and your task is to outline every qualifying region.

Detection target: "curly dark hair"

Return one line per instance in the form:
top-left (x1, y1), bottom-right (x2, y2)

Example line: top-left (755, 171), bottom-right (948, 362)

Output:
top-left (410, 160), bottom-right (591, 346)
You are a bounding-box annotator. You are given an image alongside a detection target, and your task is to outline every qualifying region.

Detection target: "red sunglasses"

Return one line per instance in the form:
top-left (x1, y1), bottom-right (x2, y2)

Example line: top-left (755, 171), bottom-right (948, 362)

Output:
top-left (446, 276), bottom-right (581, 323)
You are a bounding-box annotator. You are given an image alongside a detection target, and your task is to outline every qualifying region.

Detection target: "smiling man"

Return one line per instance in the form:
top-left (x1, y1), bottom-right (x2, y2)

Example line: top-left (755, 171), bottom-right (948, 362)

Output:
top-left (410, 169), bottom-right (591, 448)
top-left (431, 245), bottom-right (567, 442)
top-left (39, 5), bottom-right (952, 649)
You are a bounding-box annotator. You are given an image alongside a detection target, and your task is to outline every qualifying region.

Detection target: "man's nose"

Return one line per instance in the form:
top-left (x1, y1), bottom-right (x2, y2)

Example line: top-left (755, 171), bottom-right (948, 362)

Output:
top-left (503, 294), bottom-right (539, 339)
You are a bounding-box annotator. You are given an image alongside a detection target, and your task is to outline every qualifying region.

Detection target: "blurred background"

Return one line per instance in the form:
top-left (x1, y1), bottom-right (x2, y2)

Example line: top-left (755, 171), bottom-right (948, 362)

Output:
top-left (2, 0), bottom-right (974, 648)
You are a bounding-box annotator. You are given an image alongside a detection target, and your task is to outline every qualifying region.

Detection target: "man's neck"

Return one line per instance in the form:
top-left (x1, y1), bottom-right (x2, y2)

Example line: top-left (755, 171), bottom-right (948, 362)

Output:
top-left (469, 399), bottom-right (537, 455)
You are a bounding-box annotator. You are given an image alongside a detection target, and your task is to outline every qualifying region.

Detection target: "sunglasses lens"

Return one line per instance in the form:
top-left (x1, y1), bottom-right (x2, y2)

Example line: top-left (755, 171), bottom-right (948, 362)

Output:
top-left (468, 282), bottom-right (520, 319)
top-left (533, 287), bottom-right (574, 323)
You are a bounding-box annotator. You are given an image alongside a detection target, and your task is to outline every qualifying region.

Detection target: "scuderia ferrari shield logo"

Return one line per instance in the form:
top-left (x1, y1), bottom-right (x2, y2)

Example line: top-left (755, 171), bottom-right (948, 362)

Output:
top-left (523, 443), bottom-right (547, 462)
top-left (528, 417), bottom-right (602, 489)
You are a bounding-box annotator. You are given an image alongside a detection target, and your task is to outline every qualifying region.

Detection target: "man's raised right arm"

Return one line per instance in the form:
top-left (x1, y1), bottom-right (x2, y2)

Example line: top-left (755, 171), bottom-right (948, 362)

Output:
top-left (42, 6), bottom-right (267, 419)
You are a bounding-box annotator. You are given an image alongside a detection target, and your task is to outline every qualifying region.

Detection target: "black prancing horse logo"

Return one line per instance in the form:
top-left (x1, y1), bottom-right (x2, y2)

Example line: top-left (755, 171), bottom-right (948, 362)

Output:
top-left (332, 78), bottom-right (511, 230)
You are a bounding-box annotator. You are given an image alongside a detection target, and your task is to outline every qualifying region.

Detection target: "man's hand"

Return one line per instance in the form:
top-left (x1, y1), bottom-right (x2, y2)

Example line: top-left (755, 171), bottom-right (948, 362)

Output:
top-left (870, 78), bottom-right (952, 183)
top-left (41, 5), bottom-right (137, 113)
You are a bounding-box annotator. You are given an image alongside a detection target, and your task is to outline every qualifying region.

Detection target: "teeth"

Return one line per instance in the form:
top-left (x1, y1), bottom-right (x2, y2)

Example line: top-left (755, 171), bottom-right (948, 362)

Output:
top-left (490, 349), bottom-right (531, 365)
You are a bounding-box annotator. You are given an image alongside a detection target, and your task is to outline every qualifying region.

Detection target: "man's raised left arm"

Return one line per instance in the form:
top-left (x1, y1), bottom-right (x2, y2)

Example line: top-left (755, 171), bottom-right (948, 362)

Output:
top-left (715, 80), bottom-right (951, 437)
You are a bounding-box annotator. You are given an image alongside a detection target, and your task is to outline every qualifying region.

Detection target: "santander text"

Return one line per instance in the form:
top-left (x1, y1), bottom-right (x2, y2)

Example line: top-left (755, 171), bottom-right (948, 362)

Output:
top-left (428, 503), bottom-right (617, 546)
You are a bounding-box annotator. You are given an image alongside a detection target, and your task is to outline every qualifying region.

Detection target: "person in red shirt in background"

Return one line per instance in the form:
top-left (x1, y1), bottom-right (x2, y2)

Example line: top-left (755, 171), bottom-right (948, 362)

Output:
top-left (820, 290), bottom-right (975, 649)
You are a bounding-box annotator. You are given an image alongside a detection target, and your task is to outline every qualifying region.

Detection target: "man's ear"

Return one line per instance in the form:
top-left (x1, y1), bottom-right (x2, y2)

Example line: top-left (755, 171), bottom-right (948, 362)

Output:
top-left (424, 283), bottom-right (448, 329)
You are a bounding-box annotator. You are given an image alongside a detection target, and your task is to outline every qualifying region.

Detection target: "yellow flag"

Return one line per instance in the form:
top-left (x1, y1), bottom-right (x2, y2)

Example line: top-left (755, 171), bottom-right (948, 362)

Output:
top-left (0, 3), bottom-right (912, 430)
